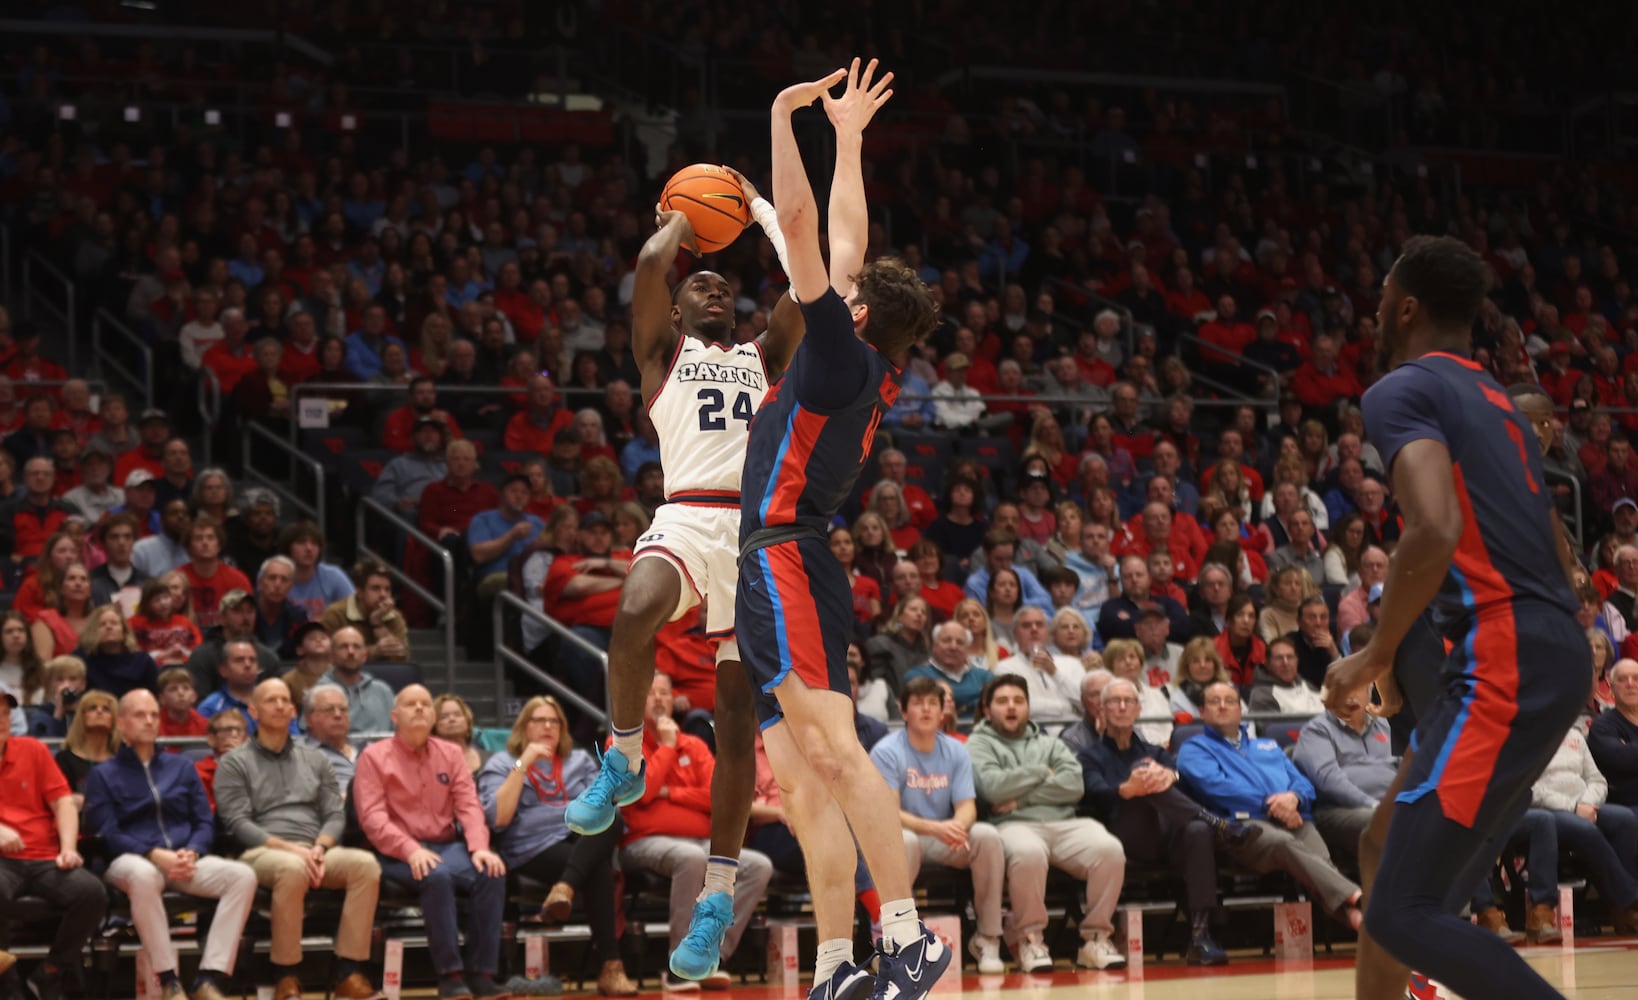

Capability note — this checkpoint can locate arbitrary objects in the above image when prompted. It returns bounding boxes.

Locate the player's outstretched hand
[655,204,700,256]
[823,57,894,135]
[773,68,848,117]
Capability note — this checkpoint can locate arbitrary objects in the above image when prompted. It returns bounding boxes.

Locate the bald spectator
[84,689,256,1000]
[320,561,410,661]
[319,626,397,734]
[354,685,510,1000]
[215,679,383,1000]
[1336,546,1389,635]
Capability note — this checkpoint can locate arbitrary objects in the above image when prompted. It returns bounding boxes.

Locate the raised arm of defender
[823,58,893,298]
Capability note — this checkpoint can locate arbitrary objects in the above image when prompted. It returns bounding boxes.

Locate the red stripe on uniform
[766,542,829,690]
[765,408,828,525]
[1438,463,1522,827]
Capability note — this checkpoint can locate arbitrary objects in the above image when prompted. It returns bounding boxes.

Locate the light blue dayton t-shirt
[869,729,976,822]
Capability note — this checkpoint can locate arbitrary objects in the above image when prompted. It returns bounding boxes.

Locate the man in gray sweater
[1292,682,1398,863]
[214,679,383,1000]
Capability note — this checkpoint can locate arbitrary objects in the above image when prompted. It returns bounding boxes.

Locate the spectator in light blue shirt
[443,258,489,308]
[227,233,265,289]
[883,352,935,431]
[964,529,1054,613]
[466,477,545,582]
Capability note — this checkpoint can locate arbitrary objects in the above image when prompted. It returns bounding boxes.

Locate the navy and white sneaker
[869,924,951,1000]
[808,962,873,1000]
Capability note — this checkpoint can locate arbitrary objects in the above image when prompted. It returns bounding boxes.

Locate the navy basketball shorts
[736,537,853,728]
[1396,601,1590,833]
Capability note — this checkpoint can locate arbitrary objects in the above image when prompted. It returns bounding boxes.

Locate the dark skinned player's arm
[758,293,805,381]
[1359,439,1464,675]
[1552,513,1584,590]
[631,210,695,400]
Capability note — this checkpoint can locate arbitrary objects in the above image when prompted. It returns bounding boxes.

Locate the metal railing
[242,422,327,531]
[492,591,610,728]
[356,496,456,689]
[90,308,155,411]
[1174,331,1281,406]
[197,365,222,466]
[21,250,77,374]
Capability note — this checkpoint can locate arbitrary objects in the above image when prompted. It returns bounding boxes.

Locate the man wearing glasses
[215,679,384,1000]
[304,684,359,796]
[1076,678,1258,967]
[1176,680,1365,932]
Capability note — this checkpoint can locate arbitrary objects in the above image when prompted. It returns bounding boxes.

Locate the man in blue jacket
[84,689,258,1000]
[1176,680,1364,930]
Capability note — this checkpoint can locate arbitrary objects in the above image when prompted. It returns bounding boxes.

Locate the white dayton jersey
[646,335,769,498]
[634,334,769,647]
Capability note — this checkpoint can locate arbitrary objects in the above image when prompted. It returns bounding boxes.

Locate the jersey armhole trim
[644,332,688,411]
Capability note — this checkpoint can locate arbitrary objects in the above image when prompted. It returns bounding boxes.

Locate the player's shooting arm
[631,211,694,376]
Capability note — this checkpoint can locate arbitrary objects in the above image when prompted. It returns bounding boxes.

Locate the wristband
[750,196,794,279]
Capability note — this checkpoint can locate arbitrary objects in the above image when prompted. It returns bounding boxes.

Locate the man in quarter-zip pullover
[215,679,384,1000]
[84,689,257,1000]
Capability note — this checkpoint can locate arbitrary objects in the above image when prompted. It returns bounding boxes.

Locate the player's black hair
[1389,235,1490,330]
[852,257,939,358]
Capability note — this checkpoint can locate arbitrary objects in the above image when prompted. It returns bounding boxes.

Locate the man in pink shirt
[354,685,509,1000]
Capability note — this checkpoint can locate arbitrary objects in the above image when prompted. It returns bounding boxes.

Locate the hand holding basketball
[659,167,749,253]
[655,204,700,256]
[823,57,894,134]
[773,67,848,116]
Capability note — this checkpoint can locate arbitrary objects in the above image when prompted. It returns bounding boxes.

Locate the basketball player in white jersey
[565,169,805,978]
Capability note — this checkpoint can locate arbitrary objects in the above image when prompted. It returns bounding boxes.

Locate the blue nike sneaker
[670,892,734,981]
[564,746,645,835]
[809,961,874,1000]
[869,924,951,1000]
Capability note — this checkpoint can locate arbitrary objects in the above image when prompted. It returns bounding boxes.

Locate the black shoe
[1198,809,1261,849]
[1185,929,1228,966]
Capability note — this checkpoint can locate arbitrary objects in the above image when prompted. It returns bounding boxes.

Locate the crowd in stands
[5,8,1638,996]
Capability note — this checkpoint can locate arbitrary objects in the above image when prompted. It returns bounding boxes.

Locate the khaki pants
[996,818,1126,943]
[1233,819,1361,914]
[901,823,1006,940]
[241,844,381,965]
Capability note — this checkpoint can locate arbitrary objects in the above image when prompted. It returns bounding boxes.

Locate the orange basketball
[660,163,751,254]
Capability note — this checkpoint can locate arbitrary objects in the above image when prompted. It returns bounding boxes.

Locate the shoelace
[580,747,629,808]
[679,900,733,958]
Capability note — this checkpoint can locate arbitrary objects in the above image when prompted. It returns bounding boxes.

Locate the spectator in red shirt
[1108,381,1156,460]
[0,711,108,998]
[3,324,68,391]
[615,671,773,989]
[1115,501,1203,584]
[418,440,497,548]
[1197,293,1256,367]
[382,377,463,453]
[277,311,323,385]
[200,308,258,395]
[1591,436,1638,516]
[179,517,254,631]
[1164,266,1212,321]
[504,374,575,453]
[1074,325,1119,388]
[0,457,73,565]
[1290,333,1364,408]
[156,666,209,739]
[114,410,173,487]
[51,379,101,445]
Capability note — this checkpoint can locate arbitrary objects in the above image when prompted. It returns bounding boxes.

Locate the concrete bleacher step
[403,627,516,726]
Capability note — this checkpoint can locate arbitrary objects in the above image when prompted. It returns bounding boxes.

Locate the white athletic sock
[813,938,853,985]
[880,897,921,952]
[611,725,643,765]
[699,857,738,900]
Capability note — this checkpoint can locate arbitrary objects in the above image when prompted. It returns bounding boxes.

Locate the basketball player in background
[731,59,951,1000]
[1348,377,1586,1000]
[563,152,809,980]
[1328,236,1587,1000]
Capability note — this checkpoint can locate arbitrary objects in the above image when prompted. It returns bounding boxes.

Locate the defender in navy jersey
[1328,235,1586,1000]
[736,59,952,1000]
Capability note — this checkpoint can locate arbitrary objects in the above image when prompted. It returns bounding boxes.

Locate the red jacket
[201,342,259,395]
[0,497,73,561]
[543,550,634,629]
[503,409,575,453]
[1290,362,1364,407]
[618,728,716,844]
[656,608,720,714]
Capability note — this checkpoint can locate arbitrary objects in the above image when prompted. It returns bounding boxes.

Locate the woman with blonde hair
[416,312,454,378]
[1207,457,1255,526]
[433,693,487,774]
[866,480,921,552]
[1170,637,1235,715]
[55,688,120,805]
[77,604,158,697]
[476,696,636,996]
[865,595,933,696]
[610,502,652,552]
[1048,607,1092,659]
[953,598,1005,669]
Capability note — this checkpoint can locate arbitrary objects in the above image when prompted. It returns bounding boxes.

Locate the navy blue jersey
[1362,351,1577,638]
[741,290,900,546]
